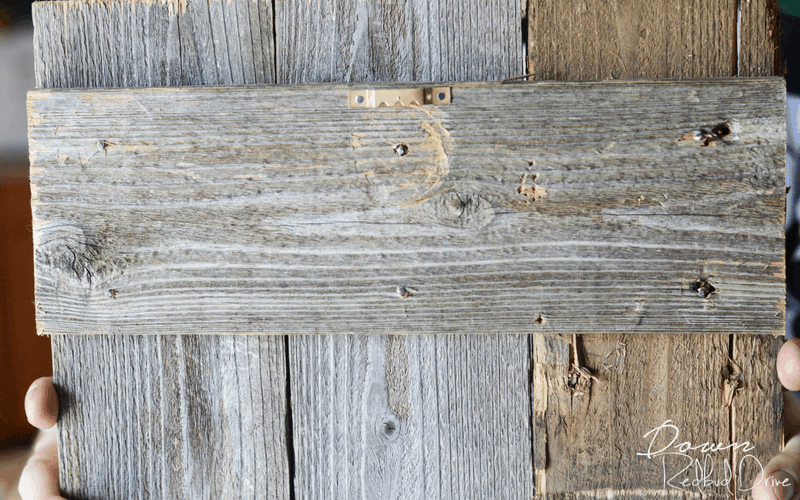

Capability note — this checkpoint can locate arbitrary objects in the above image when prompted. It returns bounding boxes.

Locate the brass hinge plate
[348,87,451,108]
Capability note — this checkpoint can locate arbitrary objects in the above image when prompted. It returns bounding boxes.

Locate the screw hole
[356,95,364,104]
[394,143,409,156]
[437,92,446,101]
[714,124,731,137]
[689,279,717,298]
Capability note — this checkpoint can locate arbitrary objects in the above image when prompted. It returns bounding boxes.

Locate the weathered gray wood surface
[33,0,786,498]
[276,3,534,499]
[29,79,786,336]
[32,0,275,88]
[34,1,291,499]
[274,0,523,84]
[54,334,290,499]
[36,0,536,498]
[290,334,532,499]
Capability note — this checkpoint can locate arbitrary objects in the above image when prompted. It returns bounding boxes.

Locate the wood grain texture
[32,1,290,498]
[527,0,740,80]
[54,334,291,500]
[32,0,276,89]
[524,1,786,498]
[274,0,524,84]
[28,79,786,336]
[31,0,788,499]
[731,334,784,494]
[278,3,535,498]
[289,334,532,499]
[738,0,782,77]
[532,333,749,499]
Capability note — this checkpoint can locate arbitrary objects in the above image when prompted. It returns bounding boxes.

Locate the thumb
[752,433,800,500]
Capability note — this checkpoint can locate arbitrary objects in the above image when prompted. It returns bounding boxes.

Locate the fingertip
[752,435,800,500]
[25,377,58,430]
[751,471,776,500]
[18,457,61,500]
[778,339,800,391]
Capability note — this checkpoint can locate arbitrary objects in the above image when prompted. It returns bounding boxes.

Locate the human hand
[18,377,65,500]
[752,338,800,499]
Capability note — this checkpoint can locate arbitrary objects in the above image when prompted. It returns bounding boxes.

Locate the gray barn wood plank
[526,2,785,497]
[54,335,290,500]
[276,3,535,498]
[289,334,532,499]
[32,0,276,89]
[30,2,788,500]
[274,0,523,84]
[32,1,289,498]
[28,79,786,336]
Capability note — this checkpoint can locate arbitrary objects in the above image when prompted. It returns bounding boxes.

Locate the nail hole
[356,95,364,104]
[689,279,717,298]
[711,121,739,141]
[396,286,418,298]
[394,143,409,156]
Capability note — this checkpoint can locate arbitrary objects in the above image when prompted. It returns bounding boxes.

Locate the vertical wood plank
[289,335,532,499]
[274,0,524,84]
[33,1,288,498]
[53,335,290,499]
[738,0,782,76]
[732,334,784,495]
[275,2,533,498]
[526,1,784,498]
[527,0,739,80]
[533,334,735,498]
[32,0,276,89]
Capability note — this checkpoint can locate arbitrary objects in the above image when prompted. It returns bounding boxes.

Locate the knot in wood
[433,192,494,229]
[34,222,119,287]
[379,418,400,442]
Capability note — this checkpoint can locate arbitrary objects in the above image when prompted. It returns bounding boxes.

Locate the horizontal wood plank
[28,79,786,336]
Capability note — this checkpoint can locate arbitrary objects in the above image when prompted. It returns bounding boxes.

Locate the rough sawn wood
[31,0,787,498]
[28,79,786,336]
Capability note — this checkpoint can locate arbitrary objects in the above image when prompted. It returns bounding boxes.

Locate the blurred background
[0,1,798,498]
[0,1,51,498]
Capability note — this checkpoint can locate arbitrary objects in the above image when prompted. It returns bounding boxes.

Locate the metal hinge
[348,87,451,108]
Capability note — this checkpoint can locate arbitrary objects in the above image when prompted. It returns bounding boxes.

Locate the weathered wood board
[32,1,293,499]
[527,0,781,81]
[29,79,785,336]
[275,0,522,84]
[524,2,785,498]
